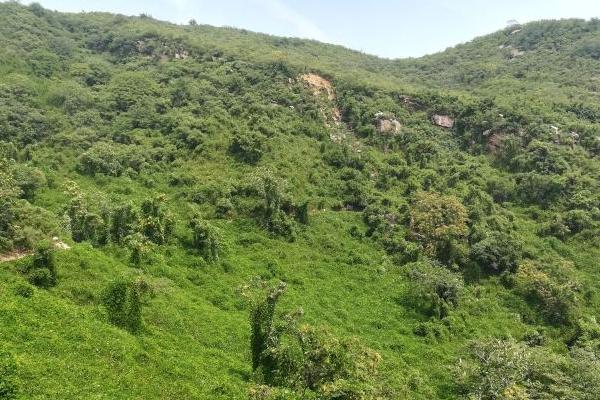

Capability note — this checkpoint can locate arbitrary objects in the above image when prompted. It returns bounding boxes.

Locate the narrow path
[0,238,71,263]
[0,249,31,263]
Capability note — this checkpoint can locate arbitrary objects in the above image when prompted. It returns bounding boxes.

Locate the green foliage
[251,169,297,239]
[0,159,20,250]
[244,281,385,399]
[229,130,267,164]
[470,232,522,274]
[139,195,175,245]
[460,338,530,400]
[409,192,468,265]
[27,240,57,288]
[0,349,17,399]
[0,3,599,398]
[189,217,222,262]
[101,278,144,333]
[515,261,578,325]
[407,261,464,319]
[110,203,138,244]
[78,143,125,177]
[246,281,287,372]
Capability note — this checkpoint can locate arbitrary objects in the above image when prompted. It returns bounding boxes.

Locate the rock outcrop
[431,114,454,128]
[374,112,402,134]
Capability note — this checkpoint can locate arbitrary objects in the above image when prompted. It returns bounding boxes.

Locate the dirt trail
[0,238,71,263]
[0,249,31,263]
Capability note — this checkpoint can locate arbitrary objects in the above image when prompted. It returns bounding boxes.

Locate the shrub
[229,131,267,164]
[11,164,46,201]
[63,183,109,245]
[125,233,152,265]
[139,195,175,245]
[110,203,138,244]
[470,232,522,274]
[460,338,530,400]
[189,217,222,262]
[0,349,17,399]
[101,278,144,333]
[28,240,57,288]
[516,173,564,206]
[243,280,385,399]
[78,142,124,176]
[407,261,464,319]
[251,169,297,239]
[515,261,578,325]
[295,201,309,225]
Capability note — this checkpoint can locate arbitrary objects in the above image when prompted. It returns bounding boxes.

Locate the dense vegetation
[1,2,599,398]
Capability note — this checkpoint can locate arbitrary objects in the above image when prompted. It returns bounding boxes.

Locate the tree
[251,169,296,239]
[247,281,288,372]
[64,187,106,244]
[409,192,468,265]
[125,232,152,266]
[0,159,20,250]
[514,261,577,325]
[243,280,386,399]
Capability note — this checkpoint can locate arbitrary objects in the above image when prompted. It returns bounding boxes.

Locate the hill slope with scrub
[1,2,600,399]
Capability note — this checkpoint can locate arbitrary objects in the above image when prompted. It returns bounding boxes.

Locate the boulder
[374,112,401,134]
[431,114,454,128]
[375,118,402,134]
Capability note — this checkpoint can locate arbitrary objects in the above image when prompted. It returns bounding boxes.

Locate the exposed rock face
[299,73,342,139]
[432,114,454,128]
[510,48,525,58]
[374,113,402,134]
[300,73,336,101]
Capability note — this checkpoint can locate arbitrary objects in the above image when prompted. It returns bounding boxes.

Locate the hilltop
[0,2,599,399]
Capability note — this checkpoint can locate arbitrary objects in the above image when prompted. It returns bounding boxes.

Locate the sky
[29,0,600,59]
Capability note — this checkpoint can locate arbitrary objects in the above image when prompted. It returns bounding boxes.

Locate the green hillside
[1,2,600,399]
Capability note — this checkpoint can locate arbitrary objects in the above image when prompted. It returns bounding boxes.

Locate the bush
[110,203,138,244]
[0,350,17,399]
[460,338,530,400]
[515,261,578,325]
[251,169,297,239]
[101,278,144,333]
[78,142,124,176]
[27,240,57,288]
[229,131,267,164]
[407,261,464,319]
[470,232,522,274]
[139,195,175,245]
[243,280,385,399]
[189,217,222,262]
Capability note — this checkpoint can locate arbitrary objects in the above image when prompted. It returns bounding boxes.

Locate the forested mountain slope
[1,2,599,399]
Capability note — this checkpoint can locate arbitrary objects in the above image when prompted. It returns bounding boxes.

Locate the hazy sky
[30,0,600,59]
